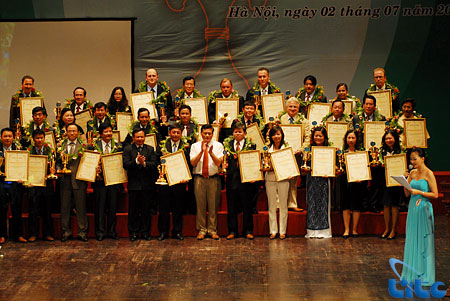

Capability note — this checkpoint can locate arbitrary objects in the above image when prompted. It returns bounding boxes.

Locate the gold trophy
[54,101,62,120]
[261,145,272,171]
[369,141,381,167]
[15,118,21,140]
[336,150,345,175]
[159,104,168,126]
[87,130,93,144]
[174,96,182,121]
[265,117,275,144]
[46,157,58,179]
[219,150,229,176]
[155,159,168,185]
[60,151,72,174]
[301,147,311,172]
[253,90,261,111]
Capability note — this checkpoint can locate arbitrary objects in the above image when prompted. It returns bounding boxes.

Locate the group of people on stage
[0,67,438,284]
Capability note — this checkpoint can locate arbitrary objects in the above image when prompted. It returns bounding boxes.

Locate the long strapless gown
[401,179,435,286]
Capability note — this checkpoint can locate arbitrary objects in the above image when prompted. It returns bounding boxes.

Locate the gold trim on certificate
[326,122,349,150]
[280,124,303,152]
[238,150,264,183]
[261,93,285,123]
[112,130,120,143]
[75,109,93,134]
[5,150,29,182]
[19,97,43,127]
[184,97,208,124]
[384,154,407,187]
[342,100,354,116]
[344,151,371,182]
[311,146,336,177]
[44,131,56,150]
[28,155,48,187]
[367,90,392,119]
[364,121,386,150]
[130,92,157,120]
[162,150,192,186]
[197,124,219,142]
[270,147,300,181]
[116,112,133,142]
[404,118,427,148]
[101,152,128,186]
[76,150,101,182]
[145,133,157,149]
[216,98,239,128]
[307,103,331,124]
[245,123,265,151]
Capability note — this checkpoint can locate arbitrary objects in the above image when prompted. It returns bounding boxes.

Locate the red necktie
[235,142,240,152]
[306,95,310,102]
[76,106,81,113]
[202,144,209,178]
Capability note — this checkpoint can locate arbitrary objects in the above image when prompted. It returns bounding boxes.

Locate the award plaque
[101,152,128,186]
[384,154,407,187]
[145,133,157,149]
[367,90,392,119]
[307,103,331,124]
[364,121,386,150]
[130,92,157,120]
[403,118,427,148]
[161,150,192,186]
[20,97,43,127]
[344,151,371,182]
[216,98,239,128]
[116,112,133,142]
[311,146,336,177]
[75,109,93,134]
[184,97,208,125]
[342,100,354,116]
[238,150,264,183]
[5,150,29,182]
[245,123,265,151]
[44,131,56,150]
[327,122,349,150]
[261,93,285,123]
[28,155,48,187]
[270,147,300,181]
[280,124,303,152]
[76,150,101,182]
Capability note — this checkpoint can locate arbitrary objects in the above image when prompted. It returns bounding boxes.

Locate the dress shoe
[157,233,167,241]
[96,235,104,241]
[45,236,55,241]
[211,234,220,240]
[142,234,151,241]
[352,233,359,238]
[226,234,235,240]
[269,234,277,240]
[0,237,5,244]
[174,233,184,241]
[246,234,254,240]
[129,234,138,242]
[289,207,304,212]
[196,233,205,240]
[379,231,389,239]
[387,233,397,240]
[28,236,37,242]
[279,234,286,240]
[78,235,88,242]
[17,236,27,243]
[343,234,350,239]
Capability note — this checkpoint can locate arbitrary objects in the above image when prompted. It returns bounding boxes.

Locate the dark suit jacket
[225,139,256,190]
[159,139,191,191]
[89,139,123,182]
[123,144,158,191]
[70,102,90,114]
[0,143,23,205]
[134,83,174,119]
[57,140,88,190]
[297,91,328,115]
[88,116,112,133]
[9,91,44,128]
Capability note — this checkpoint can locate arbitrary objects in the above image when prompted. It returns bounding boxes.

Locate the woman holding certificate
[379,129,403,240]
[107,87,131,117]
[265,126,289,239]
[401,148,438,286]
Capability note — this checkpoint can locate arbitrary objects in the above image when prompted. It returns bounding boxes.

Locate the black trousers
[28,185,54,237]
[226,182,254,236]
[128,189,154,235]
[94,182,119,237]
[0,183,23,239]
[157,185,184,235]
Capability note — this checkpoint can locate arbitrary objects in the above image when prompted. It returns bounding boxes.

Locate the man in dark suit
[69,87,91,114]
[296,75,328,116]
[10,75,44,128]
[123,128,158,241]
[123,108,161,147]
[157,123,190,241]
[21,106,54,148]
[87,102,113,134]
[57,123,89,242]
[245,67,281,115]
[90,124,122,241]
[0,128,27,244]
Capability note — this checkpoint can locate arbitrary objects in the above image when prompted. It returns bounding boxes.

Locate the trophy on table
[219,150,229,176]
[369,141,381,167]
[155,159,168,185]
[336,149,345,175]
[301,147,311,173]
[261,145,272,171]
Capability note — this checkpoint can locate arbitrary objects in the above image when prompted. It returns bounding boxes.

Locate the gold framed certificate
[184,97,208,124]
[270,147,300,181]
[326,122,349,150]
[344,151,371,182]
[404,118,427,148]
[216,98,239,128]
[75,109,93,134]
[116,112,133,142]
[101,152,128,186]
[130,92,157,120]
[342,100,354,116]
[384,154,407,187]
[162,150,192,186]
[197,124,219,142]
[364,121,386,150]
[5,150,29,182]
[76,150,101,182]
[44,131,56,150]
[19,97,43,127]
[311,146,336,177]
[367,90,392,119]
[261,93,285,123]
[145,133,157,149]
[28,155,48,187]
[238,150,264,183]
[280,124,303,152]
[245,123,265,151]
[307,103,331,124]
[112,130,120,142]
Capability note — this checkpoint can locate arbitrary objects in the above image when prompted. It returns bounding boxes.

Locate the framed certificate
[216,98,239,128]
[76,150,101,182]
[245,123,265,151]
[75,109,92,134]
[112,130,120,142]
[404,118,427,148]
[116,112,133,142]
[261,93,285,123]
[5,150,29,182]
[364,121,386,150]
[344,151,371,182]
[238,150,264,183]
[197,124,219,142]
[162,150,192,186]
[280,124,303,152]
[311,146,336,177]
[145,133,157,149]
[270,147,300,181]
[367,90,392,119]
[184,97,208,125]
[130,92,157,120]
[385,154,407,187]
[19,97,43,127]
[342,100,354,116]
[101,152,128,186]
[307,103,331,124]
[44,131,56,150]
[28,155,48,187]
[326,122,349,150]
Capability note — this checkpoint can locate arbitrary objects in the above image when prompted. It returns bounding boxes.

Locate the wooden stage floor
[0,217,448,300]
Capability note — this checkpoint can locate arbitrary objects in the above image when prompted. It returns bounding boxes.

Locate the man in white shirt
[190,124,224,240]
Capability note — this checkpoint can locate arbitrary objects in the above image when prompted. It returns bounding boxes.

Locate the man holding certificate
[295,75,327,116]
[22,106,54,147]
[190,124,224,240]
[123,108,160,150]
[352,95,386,131]
[65,87,93,114]
[245,68,281,113]
[366,67,400,114]
[322,100,353,128]
[10,75,43,128]
[87,102,114,141]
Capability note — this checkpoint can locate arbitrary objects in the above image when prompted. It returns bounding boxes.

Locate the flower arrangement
[246,81,281,99]
[27,143,54,160]
[176,88,203,101]
[368,82,400,100]
[127,120,159,136]
[57,137,87,160]
[138,81,171,106]
[236,113,265,132]
[23,120,52,142]
[295,85,325,107]
[388,111,423,134]
[223,136,255,158]
[207,90,239,104]
[321,111,352,125]
[159,136,189,156]
[64,98,94,111]
[277,111,306,124]
[92,138,120,154]
[11,88,42,107]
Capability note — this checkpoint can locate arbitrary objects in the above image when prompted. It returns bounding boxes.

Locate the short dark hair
[32,106,47,116]
[32,128,45,138]
[1,128,15,137]
[336,83,348,92]
[310,126,329,147]
[303,75,317,86]
[201,124,213,133]
[183,76,195,85]
[179,104,192,114]
[98,123,112,135]
[73,87,86,96]
[268,126,285,147]
[363,94,377,106]
[66,123,79,132]
[137,108,150,117]
[231,120,245,133]
[257,67,269,74]
[168,122,182,132]
[401,98,416,110]
[132,128,145,137]
[94,102,107,111]
[331,99,345,110]
[243,101,256,109]
[21,75,34,84]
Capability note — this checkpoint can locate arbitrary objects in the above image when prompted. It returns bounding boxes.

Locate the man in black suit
[10,75,43,128]
[123,128,158,241]
[124,108,161,147]
[0,128,27,244]
[69,87,91,114]
[57,123,89,242]
[21,106,54,148]
[296,75,328,115]
[91,124,122,241]
[245,67,281,115]
[87,102,113,134]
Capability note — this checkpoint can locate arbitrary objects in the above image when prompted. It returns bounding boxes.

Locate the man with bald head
[366,67,400,114]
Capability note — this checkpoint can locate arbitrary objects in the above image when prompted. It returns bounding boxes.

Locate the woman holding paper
[265,126,289,239]
[402,148,438,285]
[379,130,403,239]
